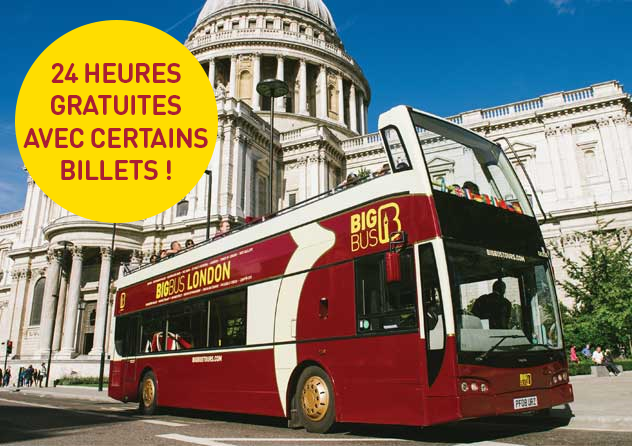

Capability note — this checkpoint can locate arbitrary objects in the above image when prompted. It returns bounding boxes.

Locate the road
[0,392,630,446]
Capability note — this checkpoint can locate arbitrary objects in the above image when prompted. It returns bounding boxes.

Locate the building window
[29,278,46,326]
[248,19,257,29]
[265,19,274,30]
[283,21,291,32]
[176,199,189,217]
[288,193,297,207]
[232,20,240,29]
[217,23,224,32]
[89,309,96,326]
[299,25,306,34]
[584,149,598,177]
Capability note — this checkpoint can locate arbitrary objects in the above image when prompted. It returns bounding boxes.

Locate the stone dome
[196,0,336,30]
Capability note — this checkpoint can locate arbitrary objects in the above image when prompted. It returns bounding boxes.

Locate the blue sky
[1,0,631,213]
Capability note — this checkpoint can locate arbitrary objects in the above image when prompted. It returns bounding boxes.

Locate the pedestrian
[603,349,621,377]
[27,365,34,387]
[3,367,10,387]
[40,362,47,387]
[0,368,3,385]
[17,367,24,387]
[570,345,579,364]
[582,343,592,359]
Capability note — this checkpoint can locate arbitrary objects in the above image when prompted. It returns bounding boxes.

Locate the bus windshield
[409,111,534,217]
[446,241,563,356]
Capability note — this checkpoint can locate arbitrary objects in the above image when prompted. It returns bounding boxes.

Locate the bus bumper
[459,383,573,419]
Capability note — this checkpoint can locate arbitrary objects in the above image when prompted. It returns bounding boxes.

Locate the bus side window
[166,301,208,351]
[209,290,247,348]
[355,248,417,333]
[141,310,166,353]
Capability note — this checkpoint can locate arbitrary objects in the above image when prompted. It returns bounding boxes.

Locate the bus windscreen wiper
[528,342,554,351]
[476,335,526,362]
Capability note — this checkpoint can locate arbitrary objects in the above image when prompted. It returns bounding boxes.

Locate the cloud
[502,0,576,13]
[549,0,576,13]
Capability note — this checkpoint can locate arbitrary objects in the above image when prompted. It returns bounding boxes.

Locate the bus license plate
[513,396,538,410]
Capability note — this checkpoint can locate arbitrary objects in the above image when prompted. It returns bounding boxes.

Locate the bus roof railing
[123,173,380,277]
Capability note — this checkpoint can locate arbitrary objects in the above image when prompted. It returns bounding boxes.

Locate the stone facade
[0,0,631,381]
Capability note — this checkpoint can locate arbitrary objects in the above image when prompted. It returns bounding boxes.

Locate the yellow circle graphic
[15,20,218,223]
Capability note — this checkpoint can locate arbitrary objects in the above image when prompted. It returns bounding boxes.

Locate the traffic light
[6,340,12,355]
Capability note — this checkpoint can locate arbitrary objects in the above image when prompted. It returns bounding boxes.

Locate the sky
[1,0,631,213]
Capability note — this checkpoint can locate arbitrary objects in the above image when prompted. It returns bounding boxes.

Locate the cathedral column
[252,53,261,111]
[359,92,366,135]
[613,116,632,187]
[349,84,358,133]
[208,58,216,88]
[299,59,308,115]
[559,125,582,198]
[7,267,31,357]
[90,247,112,356]
[38,249,62,357]
[52,269,68,352]
[229,55,237,98]
[337,75,345,125]
[317,66,328,119]
[544,127,567,201]
[276,56,286,112]
[58,246,83,358]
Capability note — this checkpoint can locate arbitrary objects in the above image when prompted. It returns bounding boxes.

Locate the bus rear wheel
[139,371,158,415]
[296,366,335,433]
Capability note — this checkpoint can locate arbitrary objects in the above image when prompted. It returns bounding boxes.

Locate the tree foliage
[553,219,632,356]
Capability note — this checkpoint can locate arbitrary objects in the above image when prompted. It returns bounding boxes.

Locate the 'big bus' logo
[350,202,401,252]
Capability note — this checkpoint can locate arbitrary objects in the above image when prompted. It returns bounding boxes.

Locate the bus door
[417,241,459,425]
[122,316,139,400]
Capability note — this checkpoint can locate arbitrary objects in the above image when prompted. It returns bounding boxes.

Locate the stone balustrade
[187,28,358,67]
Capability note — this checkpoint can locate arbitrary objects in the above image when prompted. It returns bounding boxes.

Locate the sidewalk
[0,385,119,403]
[559,370,632,431]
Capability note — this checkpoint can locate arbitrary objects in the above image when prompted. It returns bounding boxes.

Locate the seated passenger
[395,158,410,171]
[462,181,480,195]
[373,163,391,178]
[149,254,159,264]
[162,241,182,258]
[185,239,195,249]
[213,219,231,240]
[471,280,512,329]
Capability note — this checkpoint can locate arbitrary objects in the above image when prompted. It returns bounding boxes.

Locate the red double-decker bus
[109,106,573,433]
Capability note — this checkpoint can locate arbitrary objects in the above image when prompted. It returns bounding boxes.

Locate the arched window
[238,70,253,105]
[176,199,189,217]
[29,277,46,326]
[584,149,598,177]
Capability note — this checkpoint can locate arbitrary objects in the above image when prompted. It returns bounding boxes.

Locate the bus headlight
[470,383,479,392]
[461,382,469,392]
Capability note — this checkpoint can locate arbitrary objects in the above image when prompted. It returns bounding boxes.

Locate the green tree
[553,219,632,357]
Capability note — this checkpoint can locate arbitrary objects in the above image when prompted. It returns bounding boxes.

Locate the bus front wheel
[139,371,158,415]
[296,366,336,433]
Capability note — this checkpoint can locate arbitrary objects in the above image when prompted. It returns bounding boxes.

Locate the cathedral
[0,0,631,380]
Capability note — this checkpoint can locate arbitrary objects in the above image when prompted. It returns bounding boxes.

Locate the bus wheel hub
[301,376,329,421]
[143,379,155,406]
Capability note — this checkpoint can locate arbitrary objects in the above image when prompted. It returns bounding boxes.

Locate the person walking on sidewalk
[582,343,592,359]
[39,363,47,387]
[3,367,11,387]
[570,345,579,364]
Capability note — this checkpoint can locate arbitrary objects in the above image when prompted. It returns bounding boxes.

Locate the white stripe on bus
[274,223,336,416]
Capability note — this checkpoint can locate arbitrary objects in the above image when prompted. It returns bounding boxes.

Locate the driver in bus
[471,279,512,329]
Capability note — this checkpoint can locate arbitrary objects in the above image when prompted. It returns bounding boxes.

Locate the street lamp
[205,170,213,241]
[256,78,289,215]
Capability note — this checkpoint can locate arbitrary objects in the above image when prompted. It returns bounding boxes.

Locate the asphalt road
[0,392,630,446]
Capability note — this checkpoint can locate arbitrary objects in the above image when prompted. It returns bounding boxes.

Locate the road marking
[0,397,59,409]
[454,442,525,446]
[157,434,408,445]
[142,419,189,427]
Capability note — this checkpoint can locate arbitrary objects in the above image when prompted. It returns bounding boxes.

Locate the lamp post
[256,79,289,215]
[76,299,87,354]
[98,223,116,392]
[205,170,213,241]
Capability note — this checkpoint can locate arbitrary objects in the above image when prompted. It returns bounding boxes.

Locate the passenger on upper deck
[161,241,182,259]
[462,181,480,195]
[374,163,391,178]
[185,239,195,249]
[213,219,231,241]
